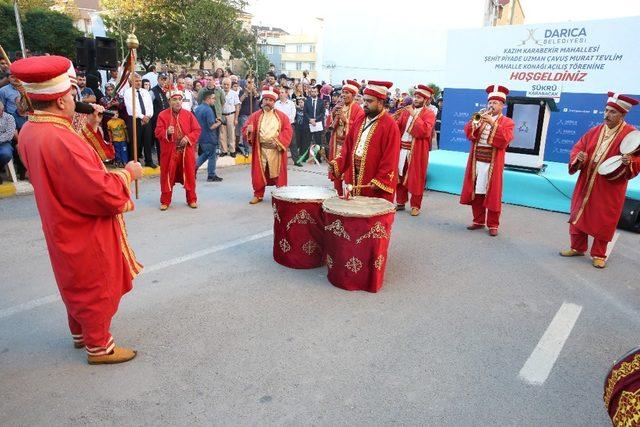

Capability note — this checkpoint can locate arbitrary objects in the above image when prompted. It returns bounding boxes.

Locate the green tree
[0,5,20,54]
[427,83,441,99]
[23,9,81,58]
[180,0,253,69]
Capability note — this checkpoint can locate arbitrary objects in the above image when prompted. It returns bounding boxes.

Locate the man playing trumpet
[460,85,514,236]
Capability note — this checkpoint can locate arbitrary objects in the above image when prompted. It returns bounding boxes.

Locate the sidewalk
[0,154,252,199]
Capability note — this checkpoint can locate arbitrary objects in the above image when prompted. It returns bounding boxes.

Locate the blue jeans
[236,115,251,155]
[113,141,129,163]
[0,141,13,168]
[196,142,219,178]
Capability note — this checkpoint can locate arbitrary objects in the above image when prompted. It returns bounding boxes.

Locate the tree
[180,0,253,69]
[0,5,20,54]
[427,83,441,100]
[23,9,81,58]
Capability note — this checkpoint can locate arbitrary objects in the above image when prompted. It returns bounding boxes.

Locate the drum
[620,130,640,155]
[271,186,337,269]
[598,155,625,179]
[603,346,640,426]
[322,196,396,293]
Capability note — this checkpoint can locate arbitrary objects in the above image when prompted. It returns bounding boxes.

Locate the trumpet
[472,108,488,125]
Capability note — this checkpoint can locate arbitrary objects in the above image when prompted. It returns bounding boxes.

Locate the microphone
[75,102,116,117]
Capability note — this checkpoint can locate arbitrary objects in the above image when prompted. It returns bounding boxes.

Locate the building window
[285,44,296,53]
[296,62,302,71]
[266,45,274,55]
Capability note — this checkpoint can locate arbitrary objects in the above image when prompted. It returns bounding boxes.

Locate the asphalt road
[1,162,639,426]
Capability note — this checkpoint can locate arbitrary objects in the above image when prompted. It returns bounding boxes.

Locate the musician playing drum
[329,80,400,203]
[460,85,515,237]
[560,92,640,269]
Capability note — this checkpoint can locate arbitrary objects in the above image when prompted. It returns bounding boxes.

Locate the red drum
[603,346,640,426]
[322,196,396,293]
[598,155,626,180]
[272,186,337,269]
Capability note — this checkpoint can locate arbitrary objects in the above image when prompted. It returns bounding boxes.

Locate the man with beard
[394,84,436,216]
[560,92,640,268]
[329,80,400,202]
[326,79,364,195]
[242,86,292,204]
[154,87,202,210]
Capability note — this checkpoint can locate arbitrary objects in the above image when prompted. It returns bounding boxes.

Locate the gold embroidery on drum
[613,389,640,425]
[279,239,291,253]
[345,257,363,273]
[302,240,320,255]
[326,254,334,269]
[604,353,640,408]
[273,204,281,223]
[324,219,351,240]
[356,221,389,244]
[286,209,316,230]
[374,254,385,271]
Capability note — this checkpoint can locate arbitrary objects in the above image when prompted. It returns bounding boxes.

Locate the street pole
[13,1,27,58]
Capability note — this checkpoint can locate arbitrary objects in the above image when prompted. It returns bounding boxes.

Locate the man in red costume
[460,84,515,236]
[242,85,292,204]
[154,87,202,210]
[326,79,364,195]
[560,92,640,268]
[329,80,400,202]
[13,55,143,365]
[394,84,436,216]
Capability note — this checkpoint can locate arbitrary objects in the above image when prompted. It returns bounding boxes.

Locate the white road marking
[605,232,620,258]
[0,230,273,320]
[518,302,582,386]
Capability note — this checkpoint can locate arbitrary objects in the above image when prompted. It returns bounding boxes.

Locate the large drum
[322,196,396,293]
[603,346,640,426]
[598,155,626,180]
[272,186,337,269]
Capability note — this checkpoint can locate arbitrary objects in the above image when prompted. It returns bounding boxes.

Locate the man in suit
[124,73,155,168]
[303,85,326,163]
[151,72,170,161]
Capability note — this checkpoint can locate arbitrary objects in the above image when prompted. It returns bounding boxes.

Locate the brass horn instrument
[472,108,487,125]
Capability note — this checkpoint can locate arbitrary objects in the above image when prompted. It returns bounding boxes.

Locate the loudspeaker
[618,198,640,233]
[75,37,95,70]
[95,37,117,70]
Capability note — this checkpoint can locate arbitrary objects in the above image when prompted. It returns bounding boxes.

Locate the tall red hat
[607,91,639,113]
[364,80,393,100]
[414,84,434,100]
[261,85,279,101]
[10,55,72,101]
[342,79,360,96]
[166,85,184,100]
[486,84,509,102]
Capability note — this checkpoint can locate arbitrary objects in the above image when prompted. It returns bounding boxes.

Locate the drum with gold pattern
[271,186,337,269]
[322,196,396,293]
[603,346,640,426]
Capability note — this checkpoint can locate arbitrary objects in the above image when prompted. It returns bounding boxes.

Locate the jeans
[236,115,251,155]
[113,141,129,164]
[196,142,219,178]
[0,141,13,168]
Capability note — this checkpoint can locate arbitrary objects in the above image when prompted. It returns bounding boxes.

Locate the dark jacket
[303,96,325,129]
[151,85,169,120]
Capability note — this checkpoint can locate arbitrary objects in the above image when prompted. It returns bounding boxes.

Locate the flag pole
[126,33,139,199]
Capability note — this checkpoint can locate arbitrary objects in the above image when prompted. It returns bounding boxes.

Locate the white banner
[445,16,640,95]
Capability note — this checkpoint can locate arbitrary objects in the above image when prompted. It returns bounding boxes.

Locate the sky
[245,0,640,88]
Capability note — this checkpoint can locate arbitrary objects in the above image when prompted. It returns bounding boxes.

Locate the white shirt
[474,114,499,195]
[275,99,296,124]
[355,116,377,157]
[142,71,158,89]
[401,107,422,143]
[222,89,240,114]
[182,90,194,111]
[123,87,154,119]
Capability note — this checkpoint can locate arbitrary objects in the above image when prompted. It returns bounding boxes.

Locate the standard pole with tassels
[126,33,140,199]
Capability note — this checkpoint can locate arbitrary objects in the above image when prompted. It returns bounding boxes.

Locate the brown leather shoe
[488,228,499,237]
[592,258,606,269]
[159,204,169,211]
[466,223,485,230]
[87,346,137,365]
[249,197,263,205]
[188,202,198,209]
[395,204,405,211]
[410,207,420,216]
[559,249,585,257]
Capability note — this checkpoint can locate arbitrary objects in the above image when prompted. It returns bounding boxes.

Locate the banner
[441,16,640,163]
